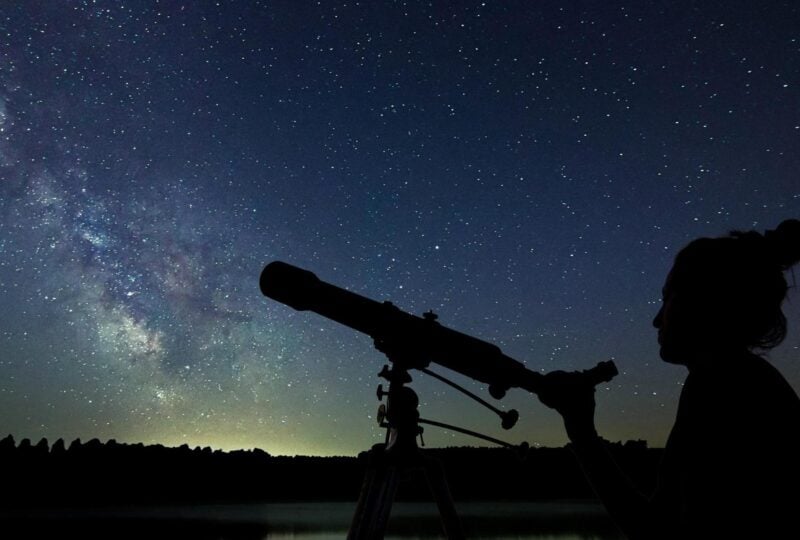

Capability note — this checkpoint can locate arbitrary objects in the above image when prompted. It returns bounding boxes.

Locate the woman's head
[653,219,800,365]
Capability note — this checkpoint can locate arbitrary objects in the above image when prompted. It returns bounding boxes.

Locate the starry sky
[1,1,798,457]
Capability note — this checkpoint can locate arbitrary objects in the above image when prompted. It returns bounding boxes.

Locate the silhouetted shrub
[52,438,66,454]
[0,434,14,452]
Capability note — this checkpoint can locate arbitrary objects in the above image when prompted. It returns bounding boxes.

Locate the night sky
[1,1,798,457]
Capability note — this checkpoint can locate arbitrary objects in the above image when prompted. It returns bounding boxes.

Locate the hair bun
[765,219,800,270]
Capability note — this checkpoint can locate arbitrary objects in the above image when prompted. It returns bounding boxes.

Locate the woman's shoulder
[732,354,800,438]
[685,352,800,421]
[744,353,798,394]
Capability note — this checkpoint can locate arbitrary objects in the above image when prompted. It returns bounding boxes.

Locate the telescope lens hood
[260,261,321,311]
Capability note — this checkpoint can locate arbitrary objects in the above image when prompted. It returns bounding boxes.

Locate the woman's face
[653,263,743,366]
[652,268,708,365]
[653,271,686,364]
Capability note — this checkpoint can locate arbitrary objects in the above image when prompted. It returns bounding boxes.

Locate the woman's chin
[659,345,688,365]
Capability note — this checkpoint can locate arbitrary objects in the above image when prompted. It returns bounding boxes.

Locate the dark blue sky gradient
[1,1,798,455]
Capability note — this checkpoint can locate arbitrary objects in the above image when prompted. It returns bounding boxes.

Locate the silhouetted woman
[539,219,800,539]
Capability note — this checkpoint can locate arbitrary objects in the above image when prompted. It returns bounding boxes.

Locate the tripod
[348,362,465,540]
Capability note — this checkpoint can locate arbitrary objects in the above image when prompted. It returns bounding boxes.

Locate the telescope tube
[260,261,616,397]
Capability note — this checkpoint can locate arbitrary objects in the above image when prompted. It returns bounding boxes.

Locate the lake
[259,501,623,539]
[4,501,623,539]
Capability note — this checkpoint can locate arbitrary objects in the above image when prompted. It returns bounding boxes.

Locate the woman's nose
[653,306,663,328]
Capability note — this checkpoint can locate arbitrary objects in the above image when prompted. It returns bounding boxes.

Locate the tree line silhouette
[0,434,660,507]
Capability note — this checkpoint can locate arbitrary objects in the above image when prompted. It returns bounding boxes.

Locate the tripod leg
[423,455,465,540]
[348,445,401,540]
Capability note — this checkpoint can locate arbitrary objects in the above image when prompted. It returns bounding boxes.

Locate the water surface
[5,501,623,539]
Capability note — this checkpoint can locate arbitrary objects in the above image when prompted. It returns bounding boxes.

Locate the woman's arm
[536,370,665,540]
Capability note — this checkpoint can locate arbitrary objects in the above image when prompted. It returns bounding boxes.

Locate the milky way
[1,1,798,455]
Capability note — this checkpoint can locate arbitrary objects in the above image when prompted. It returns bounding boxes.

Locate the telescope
[260,261,617,400]
[261,261,618,539]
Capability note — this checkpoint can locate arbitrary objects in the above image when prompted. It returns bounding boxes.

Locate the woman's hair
[672,219,800,350]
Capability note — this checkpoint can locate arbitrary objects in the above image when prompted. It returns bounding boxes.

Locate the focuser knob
[500,409,519,430]
[377,403,387,425]
[489,384,507,400]
[377,384,388,401]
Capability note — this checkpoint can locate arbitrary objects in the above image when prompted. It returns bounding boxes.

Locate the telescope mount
[348,336,526,540]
